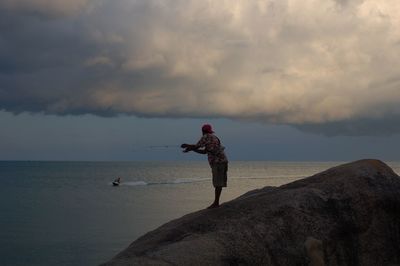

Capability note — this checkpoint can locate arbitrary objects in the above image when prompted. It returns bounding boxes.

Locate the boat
[113,177,121,186]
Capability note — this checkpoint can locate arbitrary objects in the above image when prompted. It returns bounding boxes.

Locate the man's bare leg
[207,187,222,209]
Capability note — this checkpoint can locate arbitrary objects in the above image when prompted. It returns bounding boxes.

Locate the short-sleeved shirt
[196,133,228,165]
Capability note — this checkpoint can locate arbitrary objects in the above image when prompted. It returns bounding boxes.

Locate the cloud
[296,116,400,137]
[1,0,400,135]
[0,0,91,16]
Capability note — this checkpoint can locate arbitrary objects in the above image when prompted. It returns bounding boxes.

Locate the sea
[1,160,400,266]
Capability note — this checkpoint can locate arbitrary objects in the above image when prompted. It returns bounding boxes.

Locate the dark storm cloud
[296,116,400,137]
[0,0,91,16]
[1,0,400,135]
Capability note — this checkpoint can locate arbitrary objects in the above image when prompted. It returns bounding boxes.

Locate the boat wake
[114,177,211,186]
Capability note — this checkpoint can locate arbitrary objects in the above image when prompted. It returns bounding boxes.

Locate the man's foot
[206,203,219,209]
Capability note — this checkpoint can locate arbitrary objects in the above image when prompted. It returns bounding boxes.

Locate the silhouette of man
[181,124,228,209]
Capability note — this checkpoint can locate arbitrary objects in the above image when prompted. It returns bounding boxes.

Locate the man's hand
[181,143,196,153]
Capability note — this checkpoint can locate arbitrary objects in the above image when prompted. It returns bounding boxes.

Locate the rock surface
[101,159,400,266]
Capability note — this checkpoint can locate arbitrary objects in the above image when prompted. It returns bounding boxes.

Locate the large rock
[101,159,400,266]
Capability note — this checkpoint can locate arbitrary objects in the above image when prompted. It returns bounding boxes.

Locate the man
[181,124,228,209]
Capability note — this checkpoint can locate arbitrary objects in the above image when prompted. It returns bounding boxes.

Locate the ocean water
[1,160,399,266]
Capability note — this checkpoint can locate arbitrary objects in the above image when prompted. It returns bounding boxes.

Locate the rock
[305,237,325,266]
[101,159,400,266]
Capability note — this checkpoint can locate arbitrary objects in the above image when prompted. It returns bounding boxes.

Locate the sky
[1,0,400,161]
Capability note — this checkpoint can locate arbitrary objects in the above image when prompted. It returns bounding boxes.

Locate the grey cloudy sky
[1,0,400,160]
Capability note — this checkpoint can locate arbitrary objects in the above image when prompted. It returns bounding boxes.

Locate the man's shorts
[211,162,228,188]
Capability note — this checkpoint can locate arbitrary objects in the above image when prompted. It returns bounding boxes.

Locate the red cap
[202,124,214,134]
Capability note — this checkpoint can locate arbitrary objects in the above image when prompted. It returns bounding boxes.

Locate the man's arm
[181,143,206,154]
[192,148,206,154]
[182,134,207,154]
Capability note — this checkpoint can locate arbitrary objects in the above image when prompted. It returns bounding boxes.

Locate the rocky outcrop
[101,159,400,266]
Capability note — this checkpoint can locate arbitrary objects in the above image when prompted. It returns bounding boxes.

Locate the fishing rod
[148,145,181,149]
[131,145,181,152]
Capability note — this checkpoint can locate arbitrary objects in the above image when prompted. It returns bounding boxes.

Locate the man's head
[202,124,214,134]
